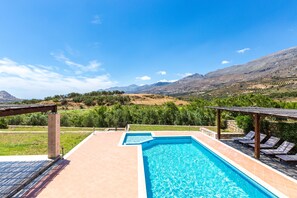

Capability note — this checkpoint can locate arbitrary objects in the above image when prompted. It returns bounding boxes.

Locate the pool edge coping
[118,132,148,198]
[189,134,287,198]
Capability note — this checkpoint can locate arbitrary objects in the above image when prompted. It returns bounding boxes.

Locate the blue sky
[0,0,297,98]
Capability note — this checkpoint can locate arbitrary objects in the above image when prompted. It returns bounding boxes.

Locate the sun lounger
[248,136,280,149]
[239,133,267,145]
[232,131,255,142]
[261,141,295,156]
[276,154,297,165]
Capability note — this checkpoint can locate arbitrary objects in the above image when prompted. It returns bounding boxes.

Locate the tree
[162,102,179,125]
[104,104,127,129]
[0,118,8,129]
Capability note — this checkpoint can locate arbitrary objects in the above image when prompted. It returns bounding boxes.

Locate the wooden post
[217,109,221,140]
[48,113,60,159]
[254,114,260,159]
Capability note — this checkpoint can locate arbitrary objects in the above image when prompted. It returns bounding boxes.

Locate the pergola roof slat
[208,106,297,120]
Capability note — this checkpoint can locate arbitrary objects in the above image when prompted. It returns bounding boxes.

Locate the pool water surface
[142,137,276,198]
[122,132,154,145]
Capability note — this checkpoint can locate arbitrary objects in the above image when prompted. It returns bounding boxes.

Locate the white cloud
[237,48,250,54]
[91,15,101,24]
[0,58,115,99]
[157,71,166,75]
[158,79,177,83]
[51,52,101,72]
[221,60,230,64]
[136,75,151,81]
[177,73,193,77]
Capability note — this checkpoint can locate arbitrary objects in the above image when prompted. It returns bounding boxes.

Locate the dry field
[126,94,188,105]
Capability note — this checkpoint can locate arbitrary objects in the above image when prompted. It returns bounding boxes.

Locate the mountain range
[0,91,21,103]
[2,46,297,101]
[105,46,297,97]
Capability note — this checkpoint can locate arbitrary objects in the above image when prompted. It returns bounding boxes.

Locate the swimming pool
[122,133,277,197]
[121,132,277,198]
[142,136,276,197]
[122,132,154,145]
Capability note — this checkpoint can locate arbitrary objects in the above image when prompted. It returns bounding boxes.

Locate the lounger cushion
[239,134,266,145]
[261,141,295,155]
[232,131,255,142]
[249,144,275,149]
[249,136,280,148]
[276,154,297,162]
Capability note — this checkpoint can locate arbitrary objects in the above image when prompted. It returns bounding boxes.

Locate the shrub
[84,98,95,106]
[235,115,253,133]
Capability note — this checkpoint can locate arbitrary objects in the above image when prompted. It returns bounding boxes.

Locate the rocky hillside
[0,91,21,103]
[145,46,297,97]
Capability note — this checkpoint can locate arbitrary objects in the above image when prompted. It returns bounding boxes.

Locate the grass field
[0,126,105,133]
[0,132,91,155]
[129,124,200,131]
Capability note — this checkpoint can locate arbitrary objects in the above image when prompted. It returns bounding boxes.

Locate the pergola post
[48,113,60,159]
[216,109,221,140]
[254,114,261,159]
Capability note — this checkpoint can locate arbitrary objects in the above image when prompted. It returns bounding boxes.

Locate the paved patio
[18,131,297,197]
[36,132,139,198]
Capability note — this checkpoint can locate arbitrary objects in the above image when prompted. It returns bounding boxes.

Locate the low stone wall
[200,127,244,139]
[200,127,218,139]
[226,120,244,133]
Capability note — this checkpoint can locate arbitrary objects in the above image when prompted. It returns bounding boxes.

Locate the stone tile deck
[33,131,297,197]
[222,140,297,180]
[0,155,51,198]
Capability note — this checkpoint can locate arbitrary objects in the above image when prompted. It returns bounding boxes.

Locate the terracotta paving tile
[37,132,138,198]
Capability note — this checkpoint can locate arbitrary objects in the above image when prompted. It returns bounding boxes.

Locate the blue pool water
[122,133,154,145]
[142,137,276,198]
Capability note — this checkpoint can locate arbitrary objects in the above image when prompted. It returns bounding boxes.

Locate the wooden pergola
[0,104,60,159]
[208,106,297,159]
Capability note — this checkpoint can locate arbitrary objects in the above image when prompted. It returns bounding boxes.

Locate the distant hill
[105,84,140,93]
[105,82,172,93]
[0,91,21,103]
[120,46,297,98]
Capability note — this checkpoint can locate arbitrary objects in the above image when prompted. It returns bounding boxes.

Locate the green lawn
[129,124,200,131]
[0,126,105,133]
[0,132,90,155]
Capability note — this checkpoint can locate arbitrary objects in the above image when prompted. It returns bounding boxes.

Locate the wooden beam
[0,105,57,117]
[217,109,221,140]
[254,114,261,159]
